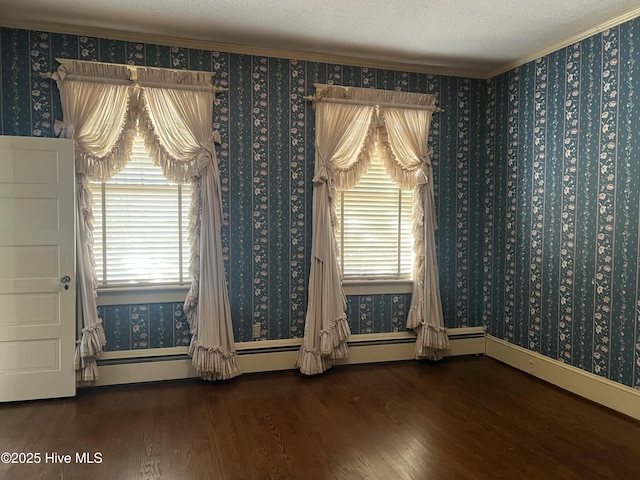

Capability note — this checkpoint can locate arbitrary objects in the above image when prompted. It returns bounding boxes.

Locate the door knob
[60,276,71,290]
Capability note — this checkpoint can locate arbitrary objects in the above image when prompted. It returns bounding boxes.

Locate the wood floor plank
[1,357,639,479]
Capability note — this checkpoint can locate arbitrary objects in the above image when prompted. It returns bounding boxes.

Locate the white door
[0,136,76,402]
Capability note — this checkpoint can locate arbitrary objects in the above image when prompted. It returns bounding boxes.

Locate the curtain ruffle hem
[412,323,449,361]
[297,315,351,375]
[74,321,107,382]
[189,342,242,381]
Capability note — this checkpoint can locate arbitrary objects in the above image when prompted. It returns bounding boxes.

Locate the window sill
[342,279,413,296]
[96,284,191,306]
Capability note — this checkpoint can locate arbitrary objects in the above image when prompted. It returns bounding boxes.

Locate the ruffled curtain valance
[298,85,449,373]
[53,59,240,382]
[53,60,223,183]
[53,61,137,181]
[311,85,440,192]
[136,67,219,183]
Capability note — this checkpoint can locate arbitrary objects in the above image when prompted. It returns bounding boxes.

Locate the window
[335,145,414,279]
[91,134,191,286]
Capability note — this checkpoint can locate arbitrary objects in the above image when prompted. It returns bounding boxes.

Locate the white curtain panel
[382,108,450,359]
[296,101,376,375]
[53,61,135,382]
[54,60,240,382]
[300,85,449,370]
[137,68,241,380]
[74,173,106,382]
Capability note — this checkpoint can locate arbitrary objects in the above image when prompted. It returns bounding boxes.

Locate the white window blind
[91,134,191,286]
[335,150,414,279]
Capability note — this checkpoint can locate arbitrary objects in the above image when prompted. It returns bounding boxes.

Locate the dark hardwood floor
[1,356,639,479]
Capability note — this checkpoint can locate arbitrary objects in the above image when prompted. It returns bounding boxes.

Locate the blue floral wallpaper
[0,28,487,346]
[8,18,639,390]
[487,20,640,388]
[98,303,192,351]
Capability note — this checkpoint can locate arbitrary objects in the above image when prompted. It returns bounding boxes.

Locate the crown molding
[0,18,486,79]
[486,5,640,79]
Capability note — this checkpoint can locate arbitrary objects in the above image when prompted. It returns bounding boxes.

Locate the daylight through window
[335,145,414,279]
[91,134,191,286]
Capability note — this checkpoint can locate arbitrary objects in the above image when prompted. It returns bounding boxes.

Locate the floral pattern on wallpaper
[454,79,471,328]
[0,27,487,347]
[489,21,640,388]
[98,303,191,351]
[482,79,496,330]
[346,294,411,334]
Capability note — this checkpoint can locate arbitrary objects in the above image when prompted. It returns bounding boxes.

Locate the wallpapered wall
[486,19,640,389]
[0,28,488,348]
[2,19,640,390]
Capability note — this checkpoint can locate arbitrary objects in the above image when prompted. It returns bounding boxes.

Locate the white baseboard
[486,335,640,422]
[93,327,485,387]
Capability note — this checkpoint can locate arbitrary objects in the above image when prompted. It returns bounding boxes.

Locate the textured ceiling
[1,0,639,77]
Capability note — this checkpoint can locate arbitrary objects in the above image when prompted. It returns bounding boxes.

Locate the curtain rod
[304,83,443,112]
[53,58,228,93]
[303,95,443,113]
